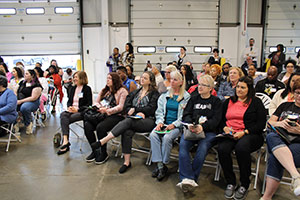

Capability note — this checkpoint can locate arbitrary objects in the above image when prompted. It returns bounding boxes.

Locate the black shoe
[91,141,102,150]
[152,167,159,178]
[51,109,56,114]
[57,142,71,155]
[234,186,248,200]
[224,184,236,199]
[85,151,95,163]
[119,162,131,174]
[157,165,168,181]
[94,150,109,165]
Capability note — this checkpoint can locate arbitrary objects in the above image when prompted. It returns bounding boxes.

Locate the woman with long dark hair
[269,72,300,115]
[88,71,159,173]
[268,44,286,73]
[46,65,63,113]
[84,72,128,164]
[8,67,24,95]
[121,43,135,66]
[217,76,266,199]
[181,64,198,90]
[15,70,43,135]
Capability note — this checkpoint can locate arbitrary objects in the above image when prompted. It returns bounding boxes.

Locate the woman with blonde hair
[217,67,244,101]
[150,70,190,181]
[158,65,177,93]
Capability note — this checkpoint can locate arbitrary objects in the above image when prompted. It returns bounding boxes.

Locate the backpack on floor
[53,132,62,148]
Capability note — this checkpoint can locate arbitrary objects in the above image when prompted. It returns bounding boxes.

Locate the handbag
[83,108,106,123]
[183,126,205,141]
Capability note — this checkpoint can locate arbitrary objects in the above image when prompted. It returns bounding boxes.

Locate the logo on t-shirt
[194,103,212,110]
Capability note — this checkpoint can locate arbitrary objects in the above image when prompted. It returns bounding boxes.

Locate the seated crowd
[1,43,300,200]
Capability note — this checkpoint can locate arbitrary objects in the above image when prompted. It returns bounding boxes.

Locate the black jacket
[67,84,93,112]
[183,94,222,133]
[220,97,267,135]
[123,88,160,118]
[255,78,285,99]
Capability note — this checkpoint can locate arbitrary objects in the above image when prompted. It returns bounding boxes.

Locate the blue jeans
[19,98,40,126]
[149,127,181,164]
[179,132,217,182]
[266,132,300,181]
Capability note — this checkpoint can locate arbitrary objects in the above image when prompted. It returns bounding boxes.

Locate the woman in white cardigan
[269,72,300,116]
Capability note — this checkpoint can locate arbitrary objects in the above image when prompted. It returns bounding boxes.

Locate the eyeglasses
[294,91,300,96]
[198,83,210,88]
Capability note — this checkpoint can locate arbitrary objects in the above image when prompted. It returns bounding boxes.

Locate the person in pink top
[0,62,12,82]
[217,76,267,200]
[57,71,92,155]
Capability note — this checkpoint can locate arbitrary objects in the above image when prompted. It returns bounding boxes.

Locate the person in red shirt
[47,65,63,113]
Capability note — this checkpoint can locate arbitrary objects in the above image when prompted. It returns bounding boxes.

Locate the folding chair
[0,123,22,152]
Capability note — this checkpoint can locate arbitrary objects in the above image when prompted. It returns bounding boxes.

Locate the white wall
[219,27,239,66]
[109,27,129,54]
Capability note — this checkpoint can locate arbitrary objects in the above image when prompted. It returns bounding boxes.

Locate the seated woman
[116,66,137,93]
[209,64,222,91]
[180,64,198,91]
[84,72,128,164]
[157,65,177,93]
[277,60,296,85]
[262,79,300,199]
[177,75,222,193]
[34,67,49,119]
[57,71,92,155]
[247,64,264,87]
[217,76,266,199]
[217,66,244,101]
[269,72,300,116]
[0,75,17,136]
[149,70,190,181]
[88,71,159,173]
[0,62,12,82]
[8,67,24,95]
[15,70,43,135]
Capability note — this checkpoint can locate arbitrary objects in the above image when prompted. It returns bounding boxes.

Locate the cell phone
[161,125,167,130]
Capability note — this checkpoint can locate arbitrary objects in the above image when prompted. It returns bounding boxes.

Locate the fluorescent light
[165,46,181,53]
[295,47,300,53]
[26,7,45,15]
[55,7,74,14]
[137,46,156,53]
[194,46,212,53]
[0,8,16,15]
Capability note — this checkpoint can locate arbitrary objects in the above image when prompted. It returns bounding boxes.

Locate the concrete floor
[0,113,298,200]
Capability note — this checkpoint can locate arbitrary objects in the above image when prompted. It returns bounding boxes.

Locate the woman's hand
[188,125,203,134]
[286,122,300,135]
[165,124,175,131]
[17,100,22,105]
[128,108,135,116]
[67,106,78,113]
[136,112,145,119]
[223,126,233,134]
[99,107,107,114]
[155,123,164,131]
[233,131,245,140]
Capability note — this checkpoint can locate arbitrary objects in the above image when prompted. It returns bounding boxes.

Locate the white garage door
[265,0,300,60]
[0,1,80,55]
[131,0,219,73]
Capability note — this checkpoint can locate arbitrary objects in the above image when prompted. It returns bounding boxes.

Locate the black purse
[83,107,106,123]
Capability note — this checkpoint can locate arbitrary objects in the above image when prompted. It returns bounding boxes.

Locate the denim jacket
[155,90,190,128]
[217,81,235,101]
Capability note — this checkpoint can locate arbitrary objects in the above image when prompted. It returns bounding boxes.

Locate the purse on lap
[183,126,205,141]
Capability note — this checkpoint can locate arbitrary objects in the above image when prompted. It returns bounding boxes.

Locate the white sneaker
[14,132,21,140]
[177,178,198,193]
[26,122,33,135]
[291,176,300,196]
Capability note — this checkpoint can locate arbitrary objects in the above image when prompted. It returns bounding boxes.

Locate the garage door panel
[134,54,211,64]
[0,2,80,55]
[267,20,300,29]
[266,38,300,46]
[268,12,300,20]
[132,11,217,19]
[266,29,300,37]
[132,19,218,29]
[132,29,218,37]
[132,1,218,11]
[268,1,300,12]
[133,37,217,46]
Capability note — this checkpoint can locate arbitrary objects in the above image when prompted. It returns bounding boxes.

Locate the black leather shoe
[91,141,102,150]
[152,167,159,178]
[157,165,168,181]
[119,162,131,174]
[85,151,95,163]
[57,142,71,155]
[94,150,109,165]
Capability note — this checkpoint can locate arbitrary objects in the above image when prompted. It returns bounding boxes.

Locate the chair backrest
[255,92,272,109]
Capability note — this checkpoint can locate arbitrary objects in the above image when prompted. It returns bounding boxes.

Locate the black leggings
[84,115,124,152]
[111,117,155,154]
[217,134,264,189]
